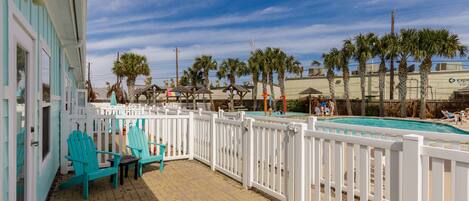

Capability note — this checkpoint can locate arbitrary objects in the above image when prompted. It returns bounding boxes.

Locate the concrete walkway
[48,160,270,201]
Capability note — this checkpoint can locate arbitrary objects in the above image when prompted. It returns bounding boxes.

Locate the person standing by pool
[320,99,327,115]
[328,100,335,116]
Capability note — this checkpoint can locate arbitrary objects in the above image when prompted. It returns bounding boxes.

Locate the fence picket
[324,140,331,201]
[374,149,383,201]
[431,158,445,201]
[346,143,354,201]
[359,145,369,201]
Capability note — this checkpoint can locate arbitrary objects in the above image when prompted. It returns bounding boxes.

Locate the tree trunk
[279,73,286,111]
[230,79,235,111]
[262,72,268,112]
[269,72,276,109]
[359,60,367,116]
[343,67,352,115]
[419,57,432,119]
[205,71,214,111]
[378,58,386,117]
[327,72,335,100]
[127,78,136,103]
[398,58,408,117]
[252,78,258,111]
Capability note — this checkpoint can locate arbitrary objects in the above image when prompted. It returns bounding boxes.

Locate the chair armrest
[148,142,166,148]
[126,145,143,158]
[65,156,88,164]
[126,145,143,152]
[148,143,166,156]
[96,151,121,168]
[96,150,121,158]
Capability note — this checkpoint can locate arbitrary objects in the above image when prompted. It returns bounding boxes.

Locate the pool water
[245,111,307,117]
[322,117,468,134]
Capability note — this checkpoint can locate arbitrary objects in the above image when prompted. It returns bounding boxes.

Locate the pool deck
[48,160,270,201]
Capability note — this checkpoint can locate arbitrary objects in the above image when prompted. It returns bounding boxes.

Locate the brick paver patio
[48,160,271,201]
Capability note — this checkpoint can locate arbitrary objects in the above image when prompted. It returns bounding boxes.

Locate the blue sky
[87,0,469,86]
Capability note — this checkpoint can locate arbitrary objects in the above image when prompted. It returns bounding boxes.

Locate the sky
[87,0,469,87]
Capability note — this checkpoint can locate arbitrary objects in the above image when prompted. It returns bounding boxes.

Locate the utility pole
[389,9,396,100]
[175,47,179,86]
[88,62,91,83]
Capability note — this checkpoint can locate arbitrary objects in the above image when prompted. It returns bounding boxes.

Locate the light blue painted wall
[1,0,80,200]
[2,1,10,200]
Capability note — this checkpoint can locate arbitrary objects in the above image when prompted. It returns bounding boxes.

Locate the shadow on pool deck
[48,160,271,201]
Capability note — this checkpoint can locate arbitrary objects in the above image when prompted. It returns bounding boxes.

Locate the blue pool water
[245,111,307,117]
[322,117,469,134]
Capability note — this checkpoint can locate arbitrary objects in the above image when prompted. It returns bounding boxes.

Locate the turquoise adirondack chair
[127,124,166,176]
[59,130,121,199]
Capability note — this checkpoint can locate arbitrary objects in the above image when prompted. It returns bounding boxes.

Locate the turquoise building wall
[1,0,80,200]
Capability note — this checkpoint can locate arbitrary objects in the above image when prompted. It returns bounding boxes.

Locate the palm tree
[322,49,339,102]
[265,47,279,108]
[354,33,377,116]
[372,34,396,117]
[193,55,217,110]
[339,39,355,115]
[395,29,419,117]
[255,49,270,112]
[112,52,150,103]
[144,76,152,86]
[281,55,302,109]
[415,29,466,118]
[248,51,262,111]
[217,58,249,111]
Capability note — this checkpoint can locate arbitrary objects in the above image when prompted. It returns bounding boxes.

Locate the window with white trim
[41,48,51,161]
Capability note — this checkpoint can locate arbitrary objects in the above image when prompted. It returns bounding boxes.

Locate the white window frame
[76,89,87,115]
[39,39,52,171]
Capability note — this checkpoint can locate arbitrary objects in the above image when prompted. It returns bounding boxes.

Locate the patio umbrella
[299,87,322,115]
[110,91,117,106]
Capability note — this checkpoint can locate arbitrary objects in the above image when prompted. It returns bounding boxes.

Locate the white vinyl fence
[61,106,469,201]
[60,109,193,174]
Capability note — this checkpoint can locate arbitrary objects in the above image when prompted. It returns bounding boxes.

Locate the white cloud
[88,6,293,35]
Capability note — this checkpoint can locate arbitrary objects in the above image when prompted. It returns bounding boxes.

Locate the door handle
[31,141,39,147]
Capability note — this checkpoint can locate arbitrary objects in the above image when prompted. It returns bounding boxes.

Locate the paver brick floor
[48,160,271,201]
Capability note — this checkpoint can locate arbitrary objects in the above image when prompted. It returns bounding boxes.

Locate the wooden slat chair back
[59,130,121,199]
[127,121,166,176]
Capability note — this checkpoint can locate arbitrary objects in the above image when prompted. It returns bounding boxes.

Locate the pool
[322,117,469,134]
[245,111,307,117]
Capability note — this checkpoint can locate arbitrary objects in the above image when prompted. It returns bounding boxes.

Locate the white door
[10,15,37,201]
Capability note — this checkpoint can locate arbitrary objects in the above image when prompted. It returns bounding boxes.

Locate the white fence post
[293,123,307,201]
[243,117,254,189]
[218,109,224,118]
[188,112,194,160]
[402,134,423,201]
[307,116,316,186]
[210,114,217,170]
[286,123,295,201]
[198,108,203,116]
[239,111,245,121]
[308,116,317,131]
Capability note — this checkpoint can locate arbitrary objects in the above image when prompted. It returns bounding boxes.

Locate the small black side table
[108,155,140,185]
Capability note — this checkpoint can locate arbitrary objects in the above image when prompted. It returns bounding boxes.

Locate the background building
[285,67,469,100]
